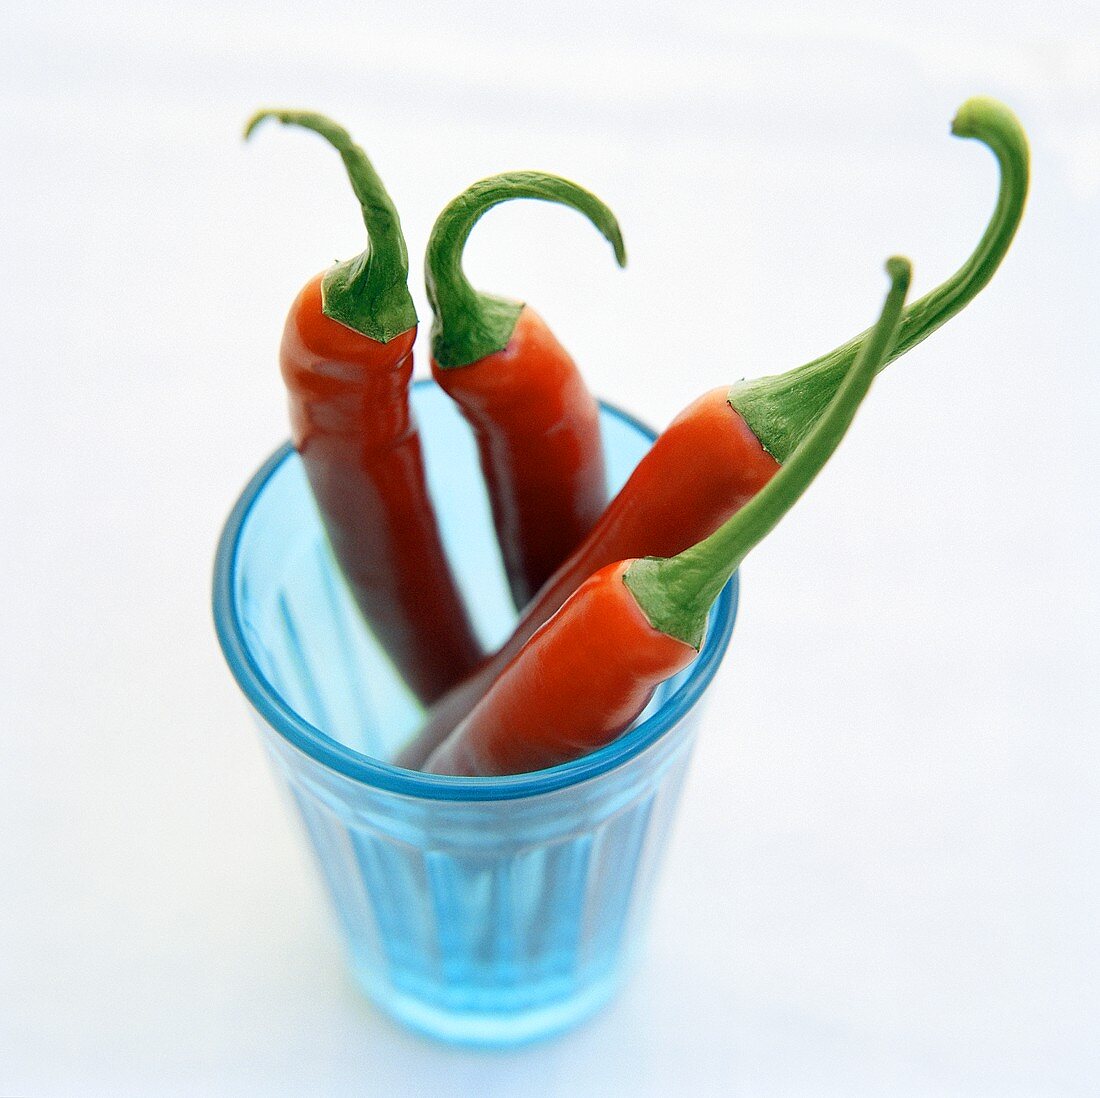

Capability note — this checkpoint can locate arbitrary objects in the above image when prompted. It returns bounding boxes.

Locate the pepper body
[394,387,779,767]
[431,306,606,608]
[426,171,626,609]
[283,275,482,704]
[423,562,696,776]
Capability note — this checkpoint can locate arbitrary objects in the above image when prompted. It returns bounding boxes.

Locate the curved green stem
[625,258,912,650]
[730,96,1029,463]
[245,109,417,343]
[425,171,627,368]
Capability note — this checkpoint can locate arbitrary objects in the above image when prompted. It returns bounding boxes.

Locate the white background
[3,2,1099,1094]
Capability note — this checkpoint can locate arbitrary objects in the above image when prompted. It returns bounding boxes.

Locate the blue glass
[213,382,738,1047]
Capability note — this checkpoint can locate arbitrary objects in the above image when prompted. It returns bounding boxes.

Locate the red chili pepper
[246,110,482,704]
[424,259,912,776]
[395,97,1027,768]
[426,172,626,608]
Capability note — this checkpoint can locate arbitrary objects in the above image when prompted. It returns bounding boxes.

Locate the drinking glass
[213,382,738,1047]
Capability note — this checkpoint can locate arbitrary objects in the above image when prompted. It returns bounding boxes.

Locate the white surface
[3,2,1099,1094]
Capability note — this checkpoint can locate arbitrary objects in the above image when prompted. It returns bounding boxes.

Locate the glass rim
[212,388,739,802]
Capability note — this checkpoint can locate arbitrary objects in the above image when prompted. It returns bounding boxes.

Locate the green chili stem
[730,97,1029,463]
[426,171,627,368]
[245,109,417,343]
[625,258,912,650]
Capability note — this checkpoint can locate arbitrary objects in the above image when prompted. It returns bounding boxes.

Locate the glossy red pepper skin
[431,305,606,608]
[393,387,779,766]
[283,274,482,704]
[423,562,696,776]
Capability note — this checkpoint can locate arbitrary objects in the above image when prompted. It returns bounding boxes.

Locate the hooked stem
[426,171,627,368]
[730,96,1029,463]
[245,109,417,343]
